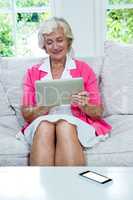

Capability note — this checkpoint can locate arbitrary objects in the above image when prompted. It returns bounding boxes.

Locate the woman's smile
[52,49,64,54]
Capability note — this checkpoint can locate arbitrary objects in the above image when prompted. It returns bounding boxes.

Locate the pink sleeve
[21,69,36,106]
[85,68,101,106]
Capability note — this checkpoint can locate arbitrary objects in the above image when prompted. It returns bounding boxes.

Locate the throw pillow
[101,41,133,116]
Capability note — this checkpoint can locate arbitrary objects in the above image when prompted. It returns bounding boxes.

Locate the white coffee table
[0,167,132,200]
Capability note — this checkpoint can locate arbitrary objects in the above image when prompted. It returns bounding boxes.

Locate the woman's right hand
[21,105,51,124]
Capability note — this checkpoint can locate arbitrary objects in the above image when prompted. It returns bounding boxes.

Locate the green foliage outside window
[0,0,50,56]
[107,0,133,43]
[0,15,14,56]
[107,9,133,43]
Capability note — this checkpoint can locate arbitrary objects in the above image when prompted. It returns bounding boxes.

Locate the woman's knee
[56,120,76,132]
[34,121,55,143]
[38,121,55,130]
[56,120,77,142]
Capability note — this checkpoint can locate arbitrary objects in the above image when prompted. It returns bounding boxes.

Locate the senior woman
[20,17,112,166]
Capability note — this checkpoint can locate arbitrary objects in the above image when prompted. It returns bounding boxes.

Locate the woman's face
[44,27,69,62]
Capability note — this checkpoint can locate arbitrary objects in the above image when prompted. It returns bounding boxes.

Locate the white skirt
[16,114,109,148]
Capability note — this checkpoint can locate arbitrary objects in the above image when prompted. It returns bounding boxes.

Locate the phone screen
[79,170,112,184]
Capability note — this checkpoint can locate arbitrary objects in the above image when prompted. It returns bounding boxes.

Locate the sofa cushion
[0,115,20,135]
[0,81,14,116]
[101,41,133,116]
[0,116,29,166]
[0,115,28,166]
[86,115,133,166]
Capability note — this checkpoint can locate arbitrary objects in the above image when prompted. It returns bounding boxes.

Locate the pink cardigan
[22,59,112,136]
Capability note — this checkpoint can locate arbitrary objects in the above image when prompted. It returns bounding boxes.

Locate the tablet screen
[35,78,83,106]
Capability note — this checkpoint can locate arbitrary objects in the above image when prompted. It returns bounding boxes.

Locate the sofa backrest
[1,40,133,127]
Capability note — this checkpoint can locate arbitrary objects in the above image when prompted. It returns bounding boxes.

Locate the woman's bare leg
[55,120,85,166]
[30,121,56,166]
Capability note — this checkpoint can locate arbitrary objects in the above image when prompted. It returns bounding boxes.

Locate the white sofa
[0,41,133,166]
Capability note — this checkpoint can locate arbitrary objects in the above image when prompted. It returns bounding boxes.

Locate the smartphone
[79,170,112,184]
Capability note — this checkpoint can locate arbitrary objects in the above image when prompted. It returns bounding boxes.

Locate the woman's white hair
[38,17,74,51]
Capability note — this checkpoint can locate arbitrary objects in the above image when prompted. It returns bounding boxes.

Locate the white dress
[17,56,108,148]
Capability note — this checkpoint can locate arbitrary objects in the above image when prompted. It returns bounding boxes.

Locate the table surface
[0,166,132,200]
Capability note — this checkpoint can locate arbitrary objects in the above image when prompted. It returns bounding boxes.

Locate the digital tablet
[35,78,83,106]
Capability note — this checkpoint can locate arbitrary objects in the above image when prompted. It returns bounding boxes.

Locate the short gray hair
[38,17,74,51]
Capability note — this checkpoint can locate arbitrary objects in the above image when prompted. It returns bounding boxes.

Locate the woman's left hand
[71,91,89,107]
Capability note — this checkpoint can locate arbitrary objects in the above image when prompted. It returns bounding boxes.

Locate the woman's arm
[21,67,51,124]
[21,105,50,124]
[80,103,103,119]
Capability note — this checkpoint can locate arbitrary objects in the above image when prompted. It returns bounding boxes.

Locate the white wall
[51,0,107,57]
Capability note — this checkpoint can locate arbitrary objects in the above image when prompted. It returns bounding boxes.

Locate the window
[107,0,133,43]
[0,0,53,57]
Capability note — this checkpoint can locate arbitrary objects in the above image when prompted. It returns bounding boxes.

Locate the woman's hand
[71,91,103,119]
[71,91,89,107]
[21,105,51,124]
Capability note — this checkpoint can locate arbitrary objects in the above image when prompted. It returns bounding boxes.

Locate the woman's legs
[30,121,56,166]
[55,120,85,166]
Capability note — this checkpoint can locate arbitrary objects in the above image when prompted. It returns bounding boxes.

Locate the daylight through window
[107,0,133,43]
[0,0,52,57]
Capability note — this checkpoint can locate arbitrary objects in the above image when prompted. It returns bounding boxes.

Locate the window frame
[108,2,133,9]
[0,0,54,56]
